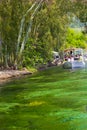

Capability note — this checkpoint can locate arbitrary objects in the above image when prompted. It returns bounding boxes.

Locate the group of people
[64,50,83,62]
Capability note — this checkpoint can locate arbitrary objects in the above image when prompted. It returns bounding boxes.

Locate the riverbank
[0,64,63,84]
[0,69,32,84]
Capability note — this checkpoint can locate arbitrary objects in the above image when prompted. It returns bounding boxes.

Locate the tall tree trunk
[17,0,43,65]
[4,45,8,68]
[16,1,38,57]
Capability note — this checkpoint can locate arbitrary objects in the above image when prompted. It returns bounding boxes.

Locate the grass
[0,67,87,130]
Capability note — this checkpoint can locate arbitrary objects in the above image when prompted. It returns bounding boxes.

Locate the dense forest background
[0,0,87,69]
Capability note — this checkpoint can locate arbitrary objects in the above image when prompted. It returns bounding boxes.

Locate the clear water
[0,67,87,130]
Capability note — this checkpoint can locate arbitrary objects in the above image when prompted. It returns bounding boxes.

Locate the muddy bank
[0,70,32,84]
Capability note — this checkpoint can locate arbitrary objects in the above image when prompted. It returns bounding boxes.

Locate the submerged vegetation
[0,67,87,129]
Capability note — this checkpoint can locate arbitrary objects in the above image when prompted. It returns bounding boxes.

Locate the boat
[63,48,85,69]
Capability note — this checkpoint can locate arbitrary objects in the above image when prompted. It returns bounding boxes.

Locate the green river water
[0,67,87,130]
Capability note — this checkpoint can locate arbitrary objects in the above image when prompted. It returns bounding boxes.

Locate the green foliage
[18,0,72,67]
[62,28,87,49]
[74,0,87,23]
[22,36,53,67]
[0,0,30,67]
[74,0,87,33]
[32,1,69,51]
[0,0,77,68]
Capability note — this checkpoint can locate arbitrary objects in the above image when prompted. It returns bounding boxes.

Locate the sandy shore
[0,70,32,84]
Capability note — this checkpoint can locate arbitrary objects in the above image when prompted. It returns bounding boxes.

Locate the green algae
[0,67,87,130]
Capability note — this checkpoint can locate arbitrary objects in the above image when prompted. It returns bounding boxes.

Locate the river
[0,67,87,130]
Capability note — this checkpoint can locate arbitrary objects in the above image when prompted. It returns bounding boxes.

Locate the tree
[0,0,75,68]
[74,0,87,33]
[22,0,73,67]
[62,28,87,49]
[0,0,30,67]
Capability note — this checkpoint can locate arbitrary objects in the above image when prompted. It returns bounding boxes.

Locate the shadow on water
[0,67,87,130]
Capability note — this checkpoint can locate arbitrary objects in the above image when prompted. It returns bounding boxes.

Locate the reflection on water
[0,67,87,130]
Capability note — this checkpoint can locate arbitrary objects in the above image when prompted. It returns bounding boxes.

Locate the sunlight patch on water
[29,101,46,106]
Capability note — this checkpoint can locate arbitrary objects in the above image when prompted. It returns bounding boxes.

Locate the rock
[63,62,72,69]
